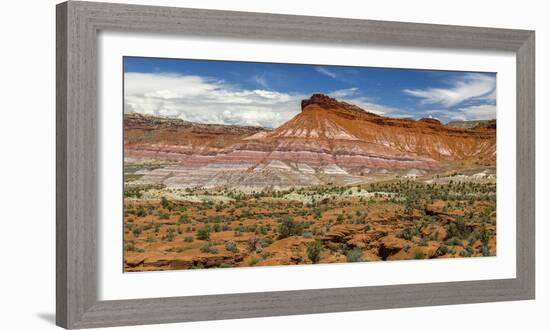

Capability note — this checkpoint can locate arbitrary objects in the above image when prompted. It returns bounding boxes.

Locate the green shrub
[164,228,176,241]
[136,207,147,217]
[124,241,135,252]
[479,224,492,245]
[260,237,274,248]
[414,250,426,259]
[437,244,449,256]
[445,237,463,246]
[249,257,261,266]
[132,227,142,237]
[277,216,303,239]
[183,236,194,243]
[346,247,363,262]
[197,226,211,240]
[225,240,238,252]
[460,246,473,257]
[175,246,191,253]
[445,219,471,240]
[307,240,323,264]
[200,242,218,254]
[178,214,190,224]
[397,227,419,240]
[160,196,170,209]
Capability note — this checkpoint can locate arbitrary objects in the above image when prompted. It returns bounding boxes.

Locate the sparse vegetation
[346,247,363,262]
[307,240,323,264]
[124,168,496,271]
[277,216,303,239]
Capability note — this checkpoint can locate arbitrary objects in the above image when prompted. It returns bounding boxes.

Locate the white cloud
[315,67,338,79]
[343,97,400,116]
[327,87,399,116]
[420,104,496,122]
[453,104,496,121]
[403,73,496,107]
[250,74,269,89]
[124,72,305,128]
[328,88,358,98]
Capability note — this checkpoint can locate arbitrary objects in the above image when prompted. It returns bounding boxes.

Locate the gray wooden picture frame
[56,1,535,328]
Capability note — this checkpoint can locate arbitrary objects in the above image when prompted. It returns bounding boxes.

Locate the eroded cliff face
[124,94,495,190]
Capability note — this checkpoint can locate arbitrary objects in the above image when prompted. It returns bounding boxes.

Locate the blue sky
[124,56,496,128]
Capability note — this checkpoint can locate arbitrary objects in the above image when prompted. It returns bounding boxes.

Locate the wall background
[0,0,546,329]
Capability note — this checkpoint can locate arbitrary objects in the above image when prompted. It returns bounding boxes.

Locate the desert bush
[260,237,274,248]
[437,244,449,256]
[175,246,191,253]
[479,224,492,245]
[249,257,261,266]
[346,247,363,262]
[277,216,303,239]
[183,236,193,243]
[419,236,429,246]
[124,241,135,252]
[132,227,142,237]
[307,240,323,264]
[397,227,419,240]
[178,215,190,224]
[414,250,426,259]
[160,196,170,209]
[197,226,211,240]
[460,246,473,257]
[200,242,219,254]
[158,213,169,220]
[479,244,490,256]
[225,240,238,252]
[136,207,147,217]
[164,228,176,241]
[445,218,471,240]
[445,237,463,246]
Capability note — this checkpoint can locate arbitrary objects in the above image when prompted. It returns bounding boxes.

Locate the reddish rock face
[124,94,496,190]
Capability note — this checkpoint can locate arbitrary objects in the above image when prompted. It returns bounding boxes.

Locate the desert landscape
[123,93,496,271]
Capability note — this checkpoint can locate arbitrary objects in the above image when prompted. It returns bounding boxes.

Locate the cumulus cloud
[403,73,496,107]
[124,72,306,128]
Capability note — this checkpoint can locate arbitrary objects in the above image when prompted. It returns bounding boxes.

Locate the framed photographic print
[56,1,535,328]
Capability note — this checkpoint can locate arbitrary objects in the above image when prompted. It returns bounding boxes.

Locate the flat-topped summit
[301,93,342,110]
[300,93,380,118]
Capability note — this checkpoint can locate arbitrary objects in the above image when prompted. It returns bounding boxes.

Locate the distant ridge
[447,119,496,129]
[124,94,496,190]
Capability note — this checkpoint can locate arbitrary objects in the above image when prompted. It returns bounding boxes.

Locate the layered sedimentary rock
[124,94,496,190]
